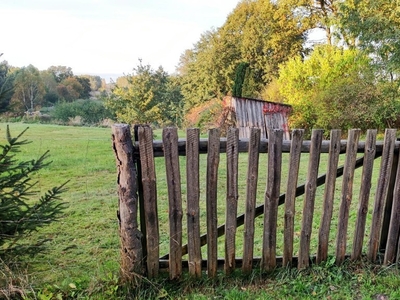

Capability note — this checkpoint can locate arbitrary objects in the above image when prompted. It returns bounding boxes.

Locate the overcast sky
[1,0,240,81]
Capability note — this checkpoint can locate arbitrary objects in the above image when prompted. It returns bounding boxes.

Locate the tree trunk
[112,124,144,286]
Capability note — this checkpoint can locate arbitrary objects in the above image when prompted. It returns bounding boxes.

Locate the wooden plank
[335,129,361,265]
[317,129,341,264]
[380,151,399,251]
[298,129,323,269]
[283,129,304,267]
[112,124,144,284]
[162,127,183,280]
[137,126,159,278]
[384,152,400,264]
[368,129,397,262]
[351,130,377,260]
[133,125,147,269]
[255,101,263,128]
[242,128,261,274]
[186,128,202,277]
[206,128,221,278]
[145,138,395,157]
[261,129,283,271]
[237,99,245,128]
[247,100,254,128]
[225,128,239,274]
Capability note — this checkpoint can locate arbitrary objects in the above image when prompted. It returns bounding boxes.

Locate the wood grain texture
[335,129,361,265]
[351,130,377,261]
[368,129,397,262]
[206,128,220,278]
[283,129,304,267]
[224,128,239,274]
[138,126,159,278]
[163,127,183,280]
[186,128,202,277]
[298,129,323,269]
[112,124,144,284]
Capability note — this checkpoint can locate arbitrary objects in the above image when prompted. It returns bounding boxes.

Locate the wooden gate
[112,124,400,281]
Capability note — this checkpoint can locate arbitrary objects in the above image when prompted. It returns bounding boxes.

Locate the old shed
[220,96,292,140]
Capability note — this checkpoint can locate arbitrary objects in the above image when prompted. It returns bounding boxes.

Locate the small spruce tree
[0,125,67,253]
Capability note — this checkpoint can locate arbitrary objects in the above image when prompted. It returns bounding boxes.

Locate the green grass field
[1,123,399,299]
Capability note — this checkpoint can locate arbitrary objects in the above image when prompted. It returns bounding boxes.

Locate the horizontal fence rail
[112,124,400,281]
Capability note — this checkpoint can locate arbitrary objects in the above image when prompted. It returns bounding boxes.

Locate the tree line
[0,61,108,115]
[2,0,400,132]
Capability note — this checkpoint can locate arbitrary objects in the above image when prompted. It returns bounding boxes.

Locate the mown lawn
[1,123,399,299]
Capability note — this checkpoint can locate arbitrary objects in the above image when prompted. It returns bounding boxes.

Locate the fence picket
[242,128,261,274]
[368,129,397,262]
[262,129,283,271]
[335,129,361,265]
[384,152,400,264]
[380,151,399,252]
[186,128,202,277]
[298,129,323,269]
[225,128,239,274]
[206,128,220,278]
[138,126,159,278]
[352,129,377,260]
[283,129,304,267]
[163,128,183,280]
[317,129,341,264]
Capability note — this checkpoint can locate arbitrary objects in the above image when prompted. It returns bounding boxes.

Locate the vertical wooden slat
[261,129,283,272]
[162,127,183,280]
[207,128,220,278]
[225,128,239,274]
[351,129,377,260]
[335,129,361,265]
[317,129,341,264]
[242,128,261,274]
[138,126,159,278]
[112,124,144,284]
[368,129,397,262]
[384,152,400,264]
[186,128,202,277]
[134,125,147,270]
[283,129,304,267]
[298,129,323,269]
[380,151,399,251]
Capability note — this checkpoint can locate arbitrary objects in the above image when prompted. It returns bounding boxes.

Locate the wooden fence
[111,124,400,282]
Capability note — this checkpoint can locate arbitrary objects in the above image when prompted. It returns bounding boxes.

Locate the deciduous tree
[278,45,381,132]
[11,65,45,113]
[178,0,309,108]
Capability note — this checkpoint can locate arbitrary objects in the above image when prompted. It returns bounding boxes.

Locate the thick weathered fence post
[112,124,144,285]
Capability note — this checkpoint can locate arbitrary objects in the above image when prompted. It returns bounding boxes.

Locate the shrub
[51,100,113,125]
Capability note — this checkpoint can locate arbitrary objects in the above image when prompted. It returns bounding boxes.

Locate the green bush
[51,100,113,125]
